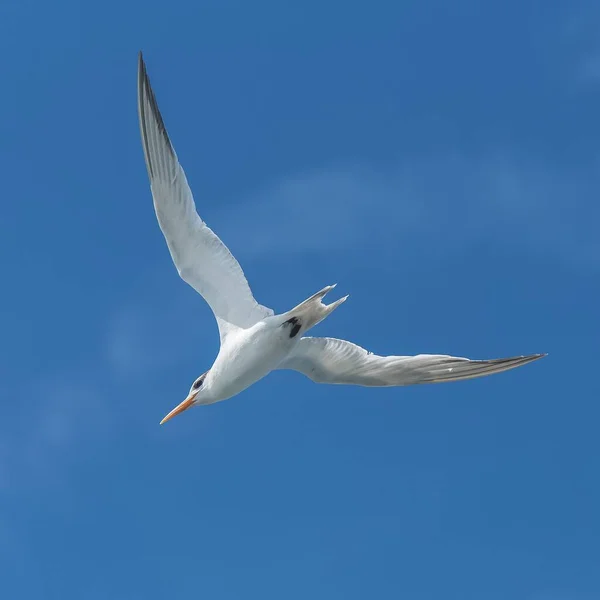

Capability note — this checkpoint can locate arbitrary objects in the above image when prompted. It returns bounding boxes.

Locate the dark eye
[192,378,203,390]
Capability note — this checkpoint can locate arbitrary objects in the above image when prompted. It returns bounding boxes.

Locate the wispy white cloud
[0,372,114,493]
[578,52,600,82]
[219,154,599,269]
[103,266,218,382]
[562,4,600,85]
[1,275,215,494]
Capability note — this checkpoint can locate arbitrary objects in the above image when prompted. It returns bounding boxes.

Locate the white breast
[204,319,297,403]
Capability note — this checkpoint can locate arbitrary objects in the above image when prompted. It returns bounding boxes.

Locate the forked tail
[282,284,348,334]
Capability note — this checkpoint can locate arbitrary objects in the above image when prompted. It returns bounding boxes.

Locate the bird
[136,52,546,425]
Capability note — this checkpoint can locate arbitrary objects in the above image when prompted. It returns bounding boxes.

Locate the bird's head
[160,371,209,425]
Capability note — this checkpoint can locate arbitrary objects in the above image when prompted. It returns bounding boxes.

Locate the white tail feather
[284,285,348,332]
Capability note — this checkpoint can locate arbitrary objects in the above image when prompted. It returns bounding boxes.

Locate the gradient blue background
[1,1,598,598]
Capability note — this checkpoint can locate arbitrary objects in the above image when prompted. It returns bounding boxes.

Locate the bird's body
[196,285,347,404]
[202,315,292,405]
[136,52,545,425]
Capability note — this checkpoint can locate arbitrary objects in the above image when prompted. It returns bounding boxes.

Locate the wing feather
[279,337,545,386]
[136,53,273,341]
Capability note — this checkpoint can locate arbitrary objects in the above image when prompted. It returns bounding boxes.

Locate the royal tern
[136,53,545,425]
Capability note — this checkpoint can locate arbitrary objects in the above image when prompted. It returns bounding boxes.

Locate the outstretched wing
[279,337,545,386]
[137,52,273,342]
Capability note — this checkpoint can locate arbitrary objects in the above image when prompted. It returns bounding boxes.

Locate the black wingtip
[136,51,177,181]
[137,51,146,78]
[519,353,547,367]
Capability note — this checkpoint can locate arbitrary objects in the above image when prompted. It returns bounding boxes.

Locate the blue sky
[1,0,599,598]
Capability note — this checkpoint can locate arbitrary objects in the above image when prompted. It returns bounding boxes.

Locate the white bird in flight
[136,53,545,425]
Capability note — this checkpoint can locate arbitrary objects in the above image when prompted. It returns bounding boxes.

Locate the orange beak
[160,394,196,425]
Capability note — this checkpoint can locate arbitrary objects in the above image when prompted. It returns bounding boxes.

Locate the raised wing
[279,337,545,386]
[137,53,273,341]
